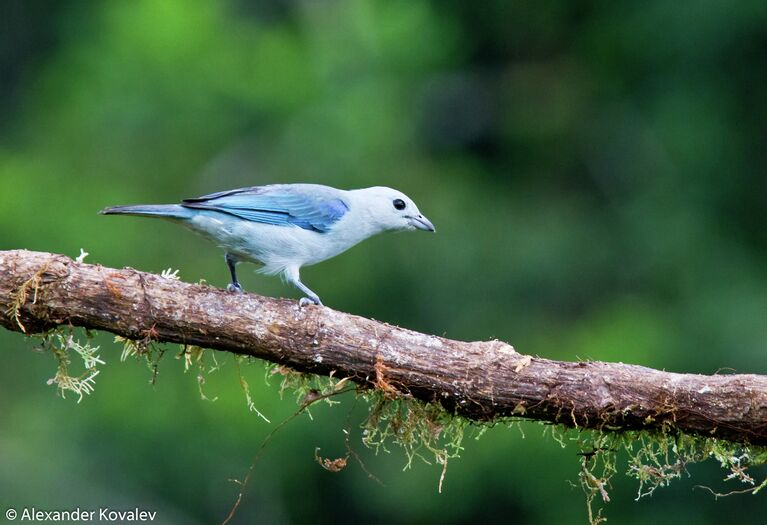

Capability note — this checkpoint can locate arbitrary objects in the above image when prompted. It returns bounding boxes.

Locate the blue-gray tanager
[101,184,435,306]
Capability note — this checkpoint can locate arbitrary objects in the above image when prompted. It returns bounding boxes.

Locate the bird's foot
[299,296,323,308]
[226,283,244,293]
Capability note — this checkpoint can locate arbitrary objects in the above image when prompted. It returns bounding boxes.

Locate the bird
[100,184,435,306]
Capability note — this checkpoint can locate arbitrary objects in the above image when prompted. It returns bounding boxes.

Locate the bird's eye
[393,199,406,210]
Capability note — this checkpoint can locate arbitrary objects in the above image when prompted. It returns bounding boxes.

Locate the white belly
[186,213,367,275]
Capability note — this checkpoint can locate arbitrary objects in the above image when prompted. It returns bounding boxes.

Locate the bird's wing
[181,184,349,233]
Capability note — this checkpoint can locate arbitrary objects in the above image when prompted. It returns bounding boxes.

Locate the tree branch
[2,249,766,445]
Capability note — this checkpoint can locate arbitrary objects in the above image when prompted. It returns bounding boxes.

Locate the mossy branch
[2,249,767,446]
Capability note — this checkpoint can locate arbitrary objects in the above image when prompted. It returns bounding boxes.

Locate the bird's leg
[284,266,322,307]
[225,252,243,293]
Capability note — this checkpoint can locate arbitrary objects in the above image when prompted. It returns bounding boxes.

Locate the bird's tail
[99,204,193,220]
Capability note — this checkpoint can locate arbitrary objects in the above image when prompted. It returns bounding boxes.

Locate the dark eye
[393,198,406,210]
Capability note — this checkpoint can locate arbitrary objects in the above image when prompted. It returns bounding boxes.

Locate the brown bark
[2,249,766,445]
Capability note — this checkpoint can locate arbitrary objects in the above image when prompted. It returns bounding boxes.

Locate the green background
[2,1,767,523]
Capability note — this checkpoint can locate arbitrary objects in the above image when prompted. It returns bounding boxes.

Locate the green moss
[6,260,50,333]
[557,427,767,524]
[236,355,269,422]
[176,344,221,402]
[115,334,166,386]
[37,328,104,402]
[360,391,468,492]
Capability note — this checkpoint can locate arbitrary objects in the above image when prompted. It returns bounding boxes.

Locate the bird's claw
[227,283,244,293]
[299,296,322,308]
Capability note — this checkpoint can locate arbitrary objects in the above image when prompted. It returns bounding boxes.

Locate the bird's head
[351,186,435,233]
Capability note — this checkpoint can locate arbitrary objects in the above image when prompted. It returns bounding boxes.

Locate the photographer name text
[6,507,156,522]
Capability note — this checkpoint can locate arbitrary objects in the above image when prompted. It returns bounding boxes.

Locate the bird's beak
[409,214,436,232]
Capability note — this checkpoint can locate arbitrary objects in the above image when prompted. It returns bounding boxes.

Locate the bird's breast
[185,212,376,270]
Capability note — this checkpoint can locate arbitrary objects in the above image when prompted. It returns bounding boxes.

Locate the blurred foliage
[2,0,767,523]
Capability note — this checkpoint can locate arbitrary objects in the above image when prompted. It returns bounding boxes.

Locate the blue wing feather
[181,184,349,233]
